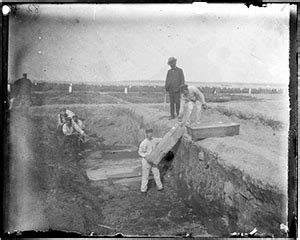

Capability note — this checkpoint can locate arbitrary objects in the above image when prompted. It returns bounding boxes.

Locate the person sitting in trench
[178,84,207,125]
[72,115,85,131]
[57,107,76,135]
[61,117,87,158]
[72,115,88,147]
[138,128,163,194]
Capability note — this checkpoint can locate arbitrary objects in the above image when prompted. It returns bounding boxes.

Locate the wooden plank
[113,176,154,186]
[106,166,142,179]
[186,122,240,141]
[145,124,185,165]
[113,176,142,186]
[85,158,141,181]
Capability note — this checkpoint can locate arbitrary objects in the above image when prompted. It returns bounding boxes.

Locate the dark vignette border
[0,1,298,238]
[288,4,298,239]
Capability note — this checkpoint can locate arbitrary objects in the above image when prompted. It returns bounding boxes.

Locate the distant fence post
[69,83,73,93]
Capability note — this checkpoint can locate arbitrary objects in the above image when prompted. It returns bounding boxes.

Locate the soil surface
[5,93,288,236]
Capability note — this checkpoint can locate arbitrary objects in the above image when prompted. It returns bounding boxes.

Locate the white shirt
[62,122,84,136]
[74,119,85,130]
[62,124,74,136]
[182,85,205,104]
[138,137,162,158]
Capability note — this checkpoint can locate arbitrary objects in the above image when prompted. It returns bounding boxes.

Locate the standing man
[165,57,185,120]
[178,84,207,125]
[11,73,33,107]
[138,128,163,194]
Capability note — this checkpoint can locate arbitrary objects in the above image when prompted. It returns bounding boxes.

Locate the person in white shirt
[138,128,163,193]
[62,117,87,154]
[72,115,85,131]
[178,84,207,125]
[57,108,75,129]
[57,108,77,136]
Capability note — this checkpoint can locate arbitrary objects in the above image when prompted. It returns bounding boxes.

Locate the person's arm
[57,114,62,125]
[62,124,68,135]
[138,140,148,158]
[178,94,185,119]
[81,121,85,130]
[194,88,206,104]
[180,69,185,85]
[73,121,85,135]
[58,114,65,125]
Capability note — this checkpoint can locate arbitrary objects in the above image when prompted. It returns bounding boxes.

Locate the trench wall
[171,134,287,235]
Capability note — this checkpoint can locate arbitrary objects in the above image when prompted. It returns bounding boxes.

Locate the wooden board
[145,124,185,165]
[86,158,141,181]
[186,122,240,141]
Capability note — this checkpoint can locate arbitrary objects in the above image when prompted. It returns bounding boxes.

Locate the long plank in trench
[86,158,142,181]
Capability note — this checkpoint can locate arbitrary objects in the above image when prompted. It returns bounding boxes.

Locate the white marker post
[248,88,252,94]
[124,87,128,94]
[69,83,73,93]
[7,83,11,93]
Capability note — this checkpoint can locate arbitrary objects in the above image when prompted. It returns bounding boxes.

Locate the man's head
[72,115,78,123]
[180,84,189,95]
[145,128,153,140]
[60,107,67,114]
[65,117,72,126]
[23,73,27,78]
[167,57,177,69]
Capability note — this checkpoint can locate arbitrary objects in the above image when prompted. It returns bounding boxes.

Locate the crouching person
[138,128,163,194]
[62,117,87,158]
[72,115,85,131]
[56,108,75,136]
[178,84,207,125]
[72,115,87,150]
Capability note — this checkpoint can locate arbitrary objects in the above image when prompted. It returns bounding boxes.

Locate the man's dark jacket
[165,67,185,93]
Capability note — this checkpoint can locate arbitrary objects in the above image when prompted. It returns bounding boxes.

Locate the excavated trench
[7,105,287,236]
[75,105,287,236]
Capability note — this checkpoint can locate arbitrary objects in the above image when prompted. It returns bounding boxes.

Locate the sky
[8,3,290,85]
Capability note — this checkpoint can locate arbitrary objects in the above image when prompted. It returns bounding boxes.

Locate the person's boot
[168,115,175,120]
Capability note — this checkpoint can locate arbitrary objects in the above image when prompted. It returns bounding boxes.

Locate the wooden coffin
[186,122,240,141]
[86,158,141,181]
[145,124,186,165]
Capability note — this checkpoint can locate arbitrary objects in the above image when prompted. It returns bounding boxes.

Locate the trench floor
[79,144,216,237]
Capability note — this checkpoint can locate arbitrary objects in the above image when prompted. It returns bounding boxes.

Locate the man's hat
[145,128,153,133]
[167,57,177,65]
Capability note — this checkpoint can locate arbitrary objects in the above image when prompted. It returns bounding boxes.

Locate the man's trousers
[169,92,181,117]
[141,158,163,192]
